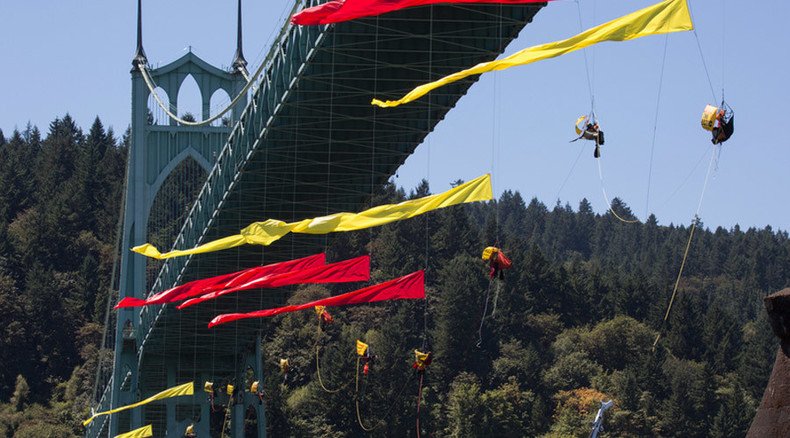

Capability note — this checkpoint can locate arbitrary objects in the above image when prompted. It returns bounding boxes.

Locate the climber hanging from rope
[203,381,235,413]
[204,381,217,412]
[354,339,378,432]
[571,115,605,158]
[477,247,511,347]
[412,350,432,374]
[357,340,373,376]
[701,101,734,144]
[482,246,512,280]
[251,380,264,405]
[315,305,334,325]
[314,306,343,394]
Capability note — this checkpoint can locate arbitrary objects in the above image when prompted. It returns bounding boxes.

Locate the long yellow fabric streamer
[371,0,693,108]
[114,424,153,438]
[133,174,493,260]
[83,382,194,427]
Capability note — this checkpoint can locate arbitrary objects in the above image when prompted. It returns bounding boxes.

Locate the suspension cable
[138,60,258,127]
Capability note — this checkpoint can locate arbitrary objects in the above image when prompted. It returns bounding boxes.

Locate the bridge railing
[136,0,326,354]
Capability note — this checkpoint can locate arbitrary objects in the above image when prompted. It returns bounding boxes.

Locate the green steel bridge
[88,0,545,436]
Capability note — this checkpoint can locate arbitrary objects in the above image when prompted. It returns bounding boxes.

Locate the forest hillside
[0,116,784,437]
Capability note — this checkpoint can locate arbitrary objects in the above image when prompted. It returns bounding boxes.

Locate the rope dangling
[217,382,235,438]
[412,350,432,438]
[477,247,512,347]
[477,281,494,348]
[354,340,376,432]
[314,308,341,394]
[653,145,718,350]
[416,373,425,438]
[596,158,639,224]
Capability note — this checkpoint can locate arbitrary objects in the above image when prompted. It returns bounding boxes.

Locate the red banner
[115,254,326,309]
[209,270,425,327]
[177,255,371,309]
[292,0,551,25]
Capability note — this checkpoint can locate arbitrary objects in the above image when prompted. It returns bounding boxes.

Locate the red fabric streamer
[209,270,425,328]
[177,255,371,309]
[115,254,326,309]
[292,0,551,25]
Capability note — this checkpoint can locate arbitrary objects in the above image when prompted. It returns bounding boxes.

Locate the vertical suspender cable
[324,28,337,253]
[416,9,436,438]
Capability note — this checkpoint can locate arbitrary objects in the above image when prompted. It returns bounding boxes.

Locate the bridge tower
[104,0,262,436]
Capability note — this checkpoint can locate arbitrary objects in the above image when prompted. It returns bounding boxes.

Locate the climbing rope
[220,397,232,438]
[352,355,413,433]
[576,0,638,224]
[554,141,586,202]
[354,356,376,432]
[656,146,709,212]
[652,145,718,349]
[416,372,425,438]
[576,0,595,112]
[596,158,639,224]
[645,34,670,218]
[490,280,502,317]
[315,319,342,394]
[476,280,495,348]
[687,0,719,103]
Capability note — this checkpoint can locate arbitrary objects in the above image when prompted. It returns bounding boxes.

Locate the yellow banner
[134,174,493,259]
[371,0,692,108]
[83,382,194,427]
[114,424,153,438]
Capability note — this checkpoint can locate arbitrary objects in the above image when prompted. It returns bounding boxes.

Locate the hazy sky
[1,0,786,230]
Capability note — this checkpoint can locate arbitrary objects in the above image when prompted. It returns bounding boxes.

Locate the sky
[0,0,787,231]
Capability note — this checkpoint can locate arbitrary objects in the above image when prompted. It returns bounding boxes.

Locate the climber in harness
[204,381,218,412]
[701,102,734,144]
[571,115,605,158]
[279,358,290,385]
[251,380,265,404]
[315,305,334,325]
[357,340,374,376]
[412,350,432,374]
[482,246,512,280]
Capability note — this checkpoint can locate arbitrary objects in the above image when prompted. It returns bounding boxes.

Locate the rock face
[747,288,790,437]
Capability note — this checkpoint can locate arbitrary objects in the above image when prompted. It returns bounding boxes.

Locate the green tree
[10,375,28,412]
[444,373,484,437]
